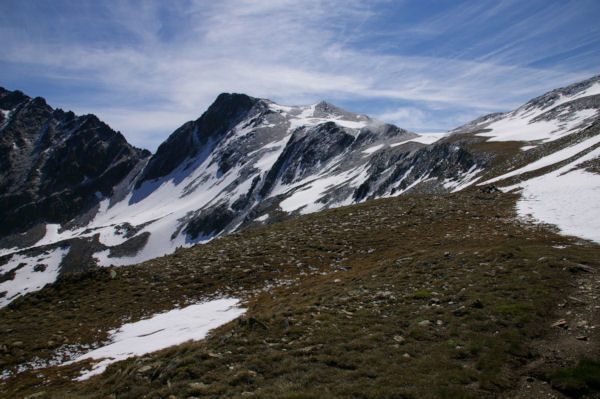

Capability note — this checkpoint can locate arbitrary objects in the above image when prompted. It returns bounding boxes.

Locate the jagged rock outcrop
[1,74,599,306]
[138,93,264,185]
[0,87,150,236]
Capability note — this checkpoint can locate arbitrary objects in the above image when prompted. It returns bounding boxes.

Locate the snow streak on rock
[1,75,599,286]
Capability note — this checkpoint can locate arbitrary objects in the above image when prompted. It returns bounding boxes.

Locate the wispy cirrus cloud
[0,0,598,150]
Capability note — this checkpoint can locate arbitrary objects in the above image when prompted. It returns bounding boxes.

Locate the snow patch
[29,224,63,248]
[362,144,384,155]
[0,223,75,259]
[0,247,69,308]
[267,102,293,114]
[390,139,414,147]
[254,137,291,172]
[409,133,447,145]
[255,214,269,222]
[481,134,600,185]
[278,169,358,214]
[64,298,245,380]
[443,165,483,192]
[0,109,11,130]
[332,119,370,130]
[520,145,537,151]
[514,146,600,244]
[287,103,369,131]
[480,108,597,143]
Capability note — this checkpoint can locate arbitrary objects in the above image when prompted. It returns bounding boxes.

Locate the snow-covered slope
[0,247,68,307]
[456,75,600,243]
[2,75,600,307]
[514,147,600,243]
[451,75,600,146]
[1,93,472,306]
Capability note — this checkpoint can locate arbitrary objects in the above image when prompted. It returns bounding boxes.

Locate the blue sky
[1,0,599,151]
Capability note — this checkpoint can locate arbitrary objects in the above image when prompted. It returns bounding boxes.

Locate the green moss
[412,290,431,299]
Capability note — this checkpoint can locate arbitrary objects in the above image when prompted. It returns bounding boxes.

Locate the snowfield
[0,247,69,308]
[462,78,600,244]
[63,298,245,380]
[478,81,600,144]
[508,146,600,244]
[481,134,600,185]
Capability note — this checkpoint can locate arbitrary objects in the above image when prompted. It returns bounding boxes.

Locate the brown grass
[1,189,598,398]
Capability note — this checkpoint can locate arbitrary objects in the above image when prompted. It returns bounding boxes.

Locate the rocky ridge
[0,75,599,309]
[1,189,598,398]
[0,87,150,237]
[1,90,486,303]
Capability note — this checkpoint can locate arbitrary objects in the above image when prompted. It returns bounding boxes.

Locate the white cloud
[377,107,427,128]
[375,105,484,134]
[1,0,597,151]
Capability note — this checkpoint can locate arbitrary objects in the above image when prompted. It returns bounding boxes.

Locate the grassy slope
[1,188,599,398]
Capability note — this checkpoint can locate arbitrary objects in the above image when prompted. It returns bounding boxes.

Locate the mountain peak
[0,91,150,237]
[314,100,335,109]
[0,87,30,110]
[520,74,600,113]
[137,92,266,185]
[200,92,263,133]
[212,92,258,105]
[313,100,346,118]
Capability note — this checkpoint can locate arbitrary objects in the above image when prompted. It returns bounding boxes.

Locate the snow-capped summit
[2,75,600,307]
[452,75,600,144]
[83,92,431,265]
[0,91,419,297]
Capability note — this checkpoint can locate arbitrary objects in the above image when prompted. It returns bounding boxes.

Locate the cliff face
[0,87,150,236]
[0,75,599,293]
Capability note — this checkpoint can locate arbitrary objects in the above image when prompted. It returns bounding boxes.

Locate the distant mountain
[448,75,600,243]
[0,75,599,307]
[0,88,150,238]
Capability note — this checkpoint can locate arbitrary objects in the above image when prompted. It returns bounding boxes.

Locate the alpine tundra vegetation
[0,75,599,398]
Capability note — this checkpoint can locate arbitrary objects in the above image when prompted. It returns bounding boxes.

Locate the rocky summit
[0,87,489,281]
[0,75,599,398]
[0,88,150,238]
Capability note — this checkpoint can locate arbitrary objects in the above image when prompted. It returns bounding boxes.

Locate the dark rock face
[0,88,29,110]
[531,94,600,123]
[366,141,486,199]
[0,87,150,237]
[108,232,151,258]
[259,123,355,197]
[138,93,263,185]
[184,203,237,240]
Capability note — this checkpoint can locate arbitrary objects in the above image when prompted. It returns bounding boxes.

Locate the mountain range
[0,75,599,308]
[1,75,600,398]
